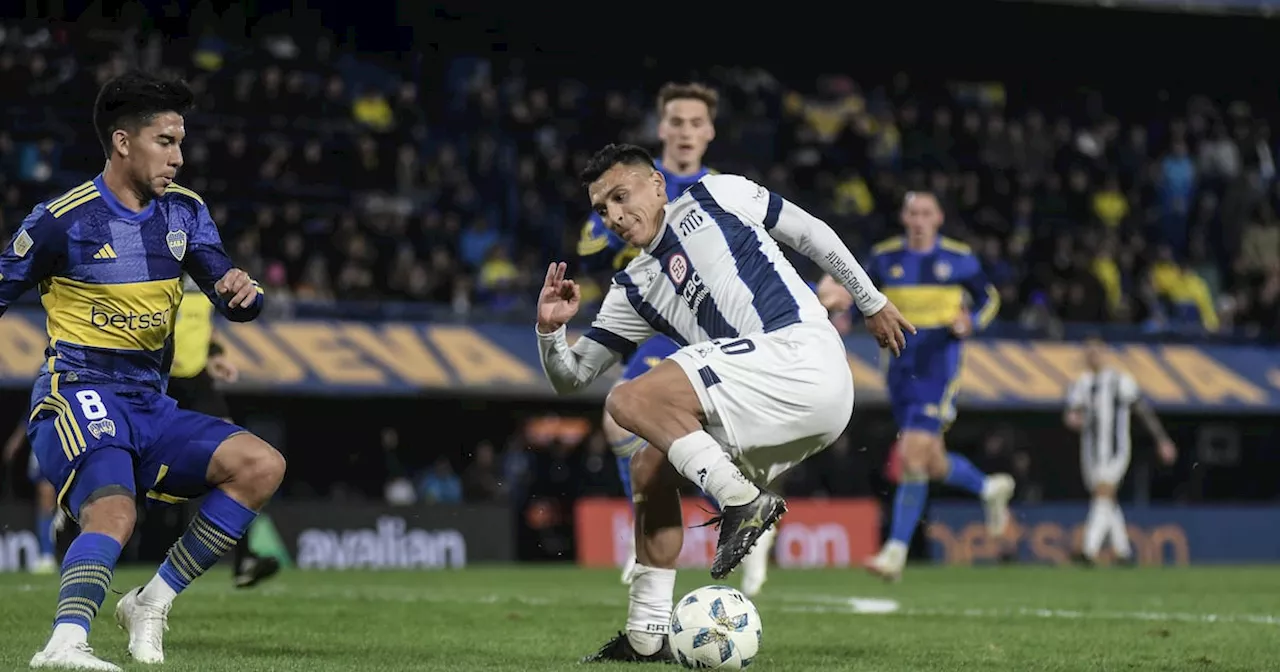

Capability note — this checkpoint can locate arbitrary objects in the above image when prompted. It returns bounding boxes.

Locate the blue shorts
[622,336,681,381]
[28,380,245,521]
[886,342,962,435]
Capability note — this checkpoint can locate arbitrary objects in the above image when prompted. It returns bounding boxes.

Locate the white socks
[667,431,759,507]
[142,574,179,608]
[625,565,676,656]
[1083,497,1131,560]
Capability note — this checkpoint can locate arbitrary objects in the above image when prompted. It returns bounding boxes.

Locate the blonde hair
[656,82,719,119]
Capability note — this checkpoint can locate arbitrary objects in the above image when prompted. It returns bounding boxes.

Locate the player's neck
[101,162,152,213]
[660,153,703,178]
[905,234,937,253]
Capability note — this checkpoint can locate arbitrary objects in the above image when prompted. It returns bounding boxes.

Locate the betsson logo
[90,305,171,331]
[295,516,467,570]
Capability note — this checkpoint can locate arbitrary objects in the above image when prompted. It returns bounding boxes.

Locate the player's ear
[652,169,666,195]
[112,129,130,158]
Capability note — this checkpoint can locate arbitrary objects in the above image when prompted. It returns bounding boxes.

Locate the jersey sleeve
[1119,372,1142,405]
[0,209,64,317]
[584,281,656,357]
[1065,376,1088,410]
[960,253,1000,331]
[183,198,264,322]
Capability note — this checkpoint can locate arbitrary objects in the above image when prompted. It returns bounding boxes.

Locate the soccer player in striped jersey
[844,191,1016,583]
[1064,337,1176,565]
[580,83,778,597]
[3,71,285,671]
[539,143,912,662]
[2,421,60,573]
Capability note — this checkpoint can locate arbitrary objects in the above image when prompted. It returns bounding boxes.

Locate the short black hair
[579,143,656,186]
[93,71,196,158]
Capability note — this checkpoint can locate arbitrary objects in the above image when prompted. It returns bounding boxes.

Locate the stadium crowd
[2,21,1279,338]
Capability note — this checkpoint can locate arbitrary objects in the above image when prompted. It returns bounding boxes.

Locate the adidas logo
[92,244,117,260]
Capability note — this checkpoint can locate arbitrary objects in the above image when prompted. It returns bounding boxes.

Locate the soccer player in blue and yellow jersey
[850,191,1015,582]
[3,71,285,671]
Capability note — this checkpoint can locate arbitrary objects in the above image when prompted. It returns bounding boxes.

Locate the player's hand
[207,353,239,384]
[1064,410,1084,432]
[215,269,258,309]
[865,300,915,357]
[951,311,973,339]
[1157,439,1177,465]
[536,262,581,334]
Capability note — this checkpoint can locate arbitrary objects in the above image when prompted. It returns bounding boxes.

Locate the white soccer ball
[669,585,762,669]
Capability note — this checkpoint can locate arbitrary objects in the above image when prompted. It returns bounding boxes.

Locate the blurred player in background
[3,421,60,573]
[1064,337,1177,565]
[579,83,785,597]
[3,71,285,671]
[833,192,1015,582]
[543,143,912,662]
[167,273,280,588]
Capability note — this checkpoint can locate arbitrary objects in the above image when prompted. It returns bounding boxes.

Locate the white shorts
[1081,445,1130,490]
[669,321,854,487]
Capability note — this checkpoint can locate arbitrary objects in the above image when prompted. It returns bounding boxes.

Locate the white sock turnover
[625,564,676,655]
[667,431,759,507]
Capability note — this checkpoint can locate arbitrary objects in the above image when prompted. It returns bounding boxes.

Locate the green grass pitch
[1,565,1277,670]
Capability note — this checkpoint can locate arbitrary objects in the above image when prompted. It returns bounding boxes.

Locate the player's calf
[121,434,285,664]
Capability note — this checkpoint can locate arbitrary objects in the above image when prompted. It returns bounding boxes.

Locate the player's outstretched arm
[0,211,64,320]
[536,262,651,394]
[1133,398,1177,464]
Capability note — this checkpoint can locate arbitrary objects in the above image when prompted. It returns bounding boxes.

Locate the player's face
[588,163,668,248]
[657,99,714,167]
[1084,340,1106,369]
[901,194,943,240]
[121,111,186,198]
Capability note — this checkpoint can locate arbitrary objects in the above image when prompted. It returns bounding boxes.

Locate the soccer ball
[669,585,762,669]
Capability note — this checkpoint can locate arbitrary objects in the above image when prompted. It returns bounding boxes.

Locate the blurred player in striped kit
[3,422,61,573]
[1064,337,1176,565]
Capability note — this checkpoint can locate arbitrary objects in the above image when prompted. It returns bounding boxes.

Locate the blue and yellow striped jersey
[0,175,264,393]
[868,235,999,364]
[578,160,714,271]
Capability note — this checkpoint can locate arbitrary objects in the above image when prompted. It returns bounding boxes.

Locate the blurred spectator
[463,441,506,502]
[419,458,463,505]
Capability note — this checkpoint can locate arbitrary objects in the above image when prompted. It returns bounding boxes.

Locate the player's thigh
[28,383,144,518]
[139,406,249,503]
[667,323,853,455]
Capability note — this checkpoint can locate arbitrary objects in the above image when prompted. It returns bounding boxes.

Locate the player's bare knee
[209,433,286,506]
[605,381,651,437]
[899,432,934,476]
[78,490,137,544]
[1093,483,1117,500]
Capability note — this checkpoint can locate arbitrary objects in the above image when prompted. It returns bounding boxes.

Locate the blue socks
[888,478,928,545]
[617,454,636,506]
[943,452,987,496]
[157,490,257,594]
[54,532,122,632]
[888,453,990,546]
[35,511,54,557]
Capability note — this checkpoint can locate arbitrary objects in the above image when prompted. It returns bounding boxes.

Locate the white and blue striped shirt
[538,173,885,394]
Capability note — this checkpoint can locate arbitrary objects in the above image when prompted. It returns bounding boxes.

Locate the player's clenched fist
[215,269,258,309]
[865,300,915,357]
[536,262,581,334]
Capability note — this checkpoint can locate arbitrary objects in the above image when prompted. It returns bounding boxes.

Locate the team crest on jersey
[890,264,904,278]
[933,261,951,281]
[12,230,33,258]
[667,253,689,285]
[166,230,187,261]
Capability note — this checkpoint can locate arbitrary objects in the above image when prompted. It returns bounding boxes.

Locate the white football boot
[30,641,122,671]
[114,587,169,664]
[30,555,58,575]
[739,525,777,598]
[863,540,907,583]
[981,473,1016,537]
